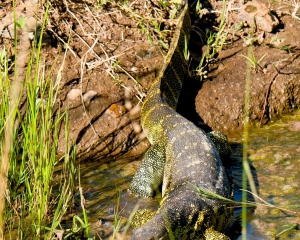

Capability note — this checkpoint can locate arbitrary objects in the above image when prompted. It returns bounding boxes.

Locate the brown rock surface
[238,1,279,32]
[195,42,300,134]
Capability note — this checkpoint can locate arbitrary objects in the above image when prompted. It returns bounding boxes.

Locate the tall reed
[0,2,79,239]
[241,46,259,240]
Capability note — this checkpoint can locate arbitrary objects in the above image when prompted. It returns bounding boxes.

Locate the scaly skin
[128,2,233,239]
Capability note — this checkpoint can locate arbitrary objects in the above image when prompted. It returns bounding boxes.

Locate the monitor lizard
[128,2,233,239]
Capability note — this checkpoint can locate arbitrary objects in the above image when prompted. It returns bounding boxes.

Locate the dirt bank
[1,0,300,161]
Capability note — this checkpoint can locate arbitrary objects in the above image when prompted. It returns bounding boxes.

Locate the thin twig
[259,52,300,126]
[243,189,299,215]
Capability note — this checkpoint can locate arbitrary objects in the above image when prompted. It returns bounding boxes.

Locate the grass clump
[0,2,90,239]
[242,49,267,71]
[119,1,182,51]
[194,0,228,80]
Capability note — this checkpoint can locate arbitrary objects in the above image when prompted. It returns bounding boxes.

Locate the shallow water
[73,110,300,239]
[234,111,300,240]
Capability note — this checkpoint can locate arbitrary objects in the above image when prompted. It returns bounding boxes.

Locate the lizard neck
[140,3,190,144]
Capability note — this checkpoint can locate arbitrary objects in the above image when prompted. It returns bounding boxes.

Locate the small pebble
[67,89,81,100]
[83,90,97,102]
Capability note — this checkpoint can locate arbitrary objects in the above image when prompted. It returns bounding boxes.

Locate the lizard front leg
[128,142,166,198]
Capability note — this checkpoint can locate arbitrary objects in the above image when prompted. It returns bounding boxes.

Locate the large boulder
[195,41,300,134]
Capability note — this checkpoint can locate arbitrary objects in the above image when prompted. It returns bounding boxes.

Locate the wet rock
[282,185,295,194]
[238,1,279,32]
[269,208,281,216]
[273,153,283,162]
[289,121,300,131]
[98,163,109,171]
